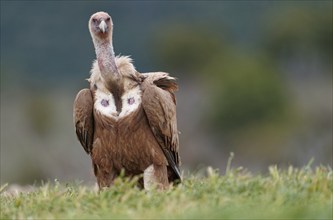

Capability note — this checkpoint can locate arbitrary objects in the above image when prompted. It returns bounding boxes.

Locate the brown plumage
[73,11,181,189]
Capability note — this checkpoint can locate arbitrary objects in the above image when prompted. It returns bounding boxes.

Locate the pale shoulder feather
[141,72,176,83]
[88,60,100,86]
[141,72,178,93]
[115,55,136,77]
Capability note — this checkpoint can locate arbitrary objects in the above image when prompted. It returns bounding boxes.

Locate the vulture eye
[92,18,97,23]
[106,17,110,21]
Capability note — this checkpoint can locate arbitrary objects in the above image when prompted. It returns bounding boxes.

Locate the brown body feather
[74,68,181,189]
[91,105,167,188]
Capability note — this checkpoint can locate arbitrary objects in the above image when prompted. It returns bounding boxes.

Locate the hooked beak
[99,20,107,33]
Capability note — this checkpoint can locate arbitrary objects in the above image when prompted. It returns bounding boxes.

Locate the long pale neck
[93,37,124,113]
[93,38,120,82]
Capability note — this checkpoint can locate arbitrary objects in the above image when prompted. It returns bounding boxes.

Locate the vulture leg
[91,139,117,189]
[94,163,118,189]
[144,164,169,190]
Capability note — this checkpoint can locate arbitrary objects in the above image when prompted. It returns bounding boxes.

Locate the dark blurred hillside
[1,1,332,184]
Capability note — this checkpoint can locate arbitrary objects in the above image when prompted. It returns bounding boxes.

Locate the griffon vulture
[73,11,181,190]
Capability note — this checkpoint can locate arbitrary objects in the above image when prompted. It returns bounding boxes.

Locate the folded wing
[141,72,181,181]
[73,89,94,154]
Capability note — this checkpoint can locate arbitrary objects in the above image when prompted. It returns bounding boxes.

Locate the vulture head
[89,11,113,41]
[89,11,120,81]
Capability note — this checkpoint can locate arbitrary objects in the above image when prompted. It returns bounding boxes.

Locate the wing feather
[141,73,181,181]
[73,89,94,154]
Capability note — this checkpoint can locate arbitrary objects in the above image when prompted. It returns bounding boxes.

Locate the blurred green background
[1,1,332,185]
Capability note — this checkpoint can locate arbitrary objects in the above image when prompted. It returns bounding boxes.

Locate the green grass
[1,164,332,219]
